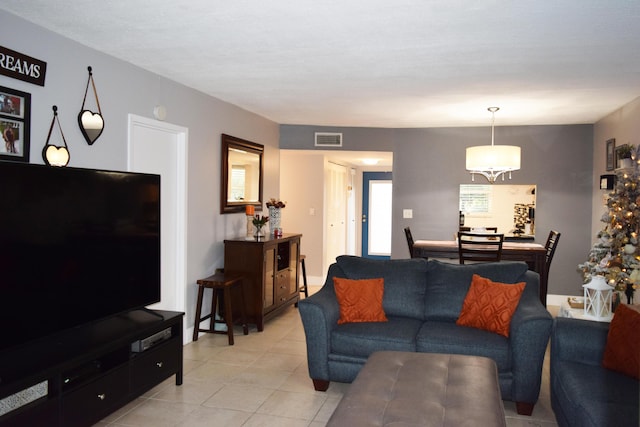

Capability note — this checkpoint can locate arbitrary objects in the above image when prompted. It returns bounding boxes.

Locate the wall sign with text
[0,46,47,86]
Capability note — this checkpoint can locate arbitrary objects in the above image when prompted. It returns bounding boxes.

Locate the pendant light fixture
[466,107,520,183]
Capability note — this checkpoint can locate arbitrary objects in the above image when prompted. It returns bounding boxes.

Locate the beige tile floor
[97,293,560,426]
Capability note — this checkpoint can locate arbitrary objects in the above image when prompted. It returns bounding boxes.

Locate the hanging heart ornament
[43,145,70,167]
[78,110,104,145]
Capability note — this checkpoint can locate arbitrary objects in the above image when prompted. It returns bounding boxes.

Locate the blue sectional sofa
[550,317,639,427]
[298,256,553,415]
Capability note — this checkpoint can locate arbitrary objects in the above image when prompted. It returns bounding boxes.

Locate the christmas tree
[578,144,640,304]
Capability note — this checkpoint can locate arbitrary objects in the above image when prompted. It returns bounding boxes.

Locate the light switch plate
[403,209,413,219]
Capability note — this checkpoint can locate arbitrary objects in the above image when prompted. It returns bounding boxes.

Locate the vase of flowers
[252,214,268,239]
[267,198,286,236]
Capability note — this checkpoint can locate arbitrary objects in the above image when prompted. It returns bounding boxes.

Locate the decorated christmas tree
[578,144,640,304]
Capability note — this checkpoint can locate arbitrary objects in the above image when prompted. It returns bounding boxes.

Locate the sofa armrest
[298,281,340,381]
[508,297,553,403]
[551,317,609,367]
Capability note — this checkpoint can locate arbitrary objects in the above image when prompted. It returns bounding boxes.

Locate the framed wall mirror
[459,184,536,238]
[221,134,264,214]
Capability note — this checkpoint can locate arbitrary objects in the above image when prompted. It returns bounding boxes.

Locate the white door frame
[323,161,348,272]
[127,114,188,317]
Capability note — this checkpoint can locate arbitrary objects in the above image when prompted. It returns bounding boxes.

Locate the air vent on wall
[315,132,343,147]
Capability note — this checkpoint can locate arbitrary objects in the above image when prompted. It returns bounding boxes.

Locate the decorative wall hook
[43,105,70,167]
[78,66,104,145]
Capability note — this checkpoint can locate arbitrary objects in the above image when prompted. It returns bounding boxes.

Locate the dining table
[413,239,548,306]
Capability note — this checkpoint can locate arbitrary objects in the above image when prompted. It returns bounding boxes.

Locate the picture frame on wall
[0,86,31,163]
[605,138,615,171]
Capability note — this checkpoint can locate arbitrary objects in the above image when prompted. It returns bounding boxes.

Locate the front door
[362,172,392,259]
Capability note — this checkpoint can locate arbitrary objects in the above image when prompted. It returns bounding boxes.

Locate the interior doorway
[278,150,393,283]
[127,114,188,316]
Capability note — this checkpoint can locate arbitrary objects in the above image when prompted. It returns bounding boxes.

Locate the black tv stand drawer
[131,336,182,394]
[61,365,129,427]
[0,310,183,427]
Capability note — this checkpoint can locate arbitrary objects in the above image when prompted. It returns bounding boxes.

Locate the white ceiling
[2,1,640,128]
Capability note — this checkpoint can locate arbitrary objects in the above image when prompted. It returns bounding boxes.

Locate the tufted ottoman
[327,351,506,427]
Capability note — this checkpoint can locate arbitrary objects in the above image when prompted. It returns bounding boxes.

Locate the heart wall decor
[43,105,70,167]
[78,66,104,145]
[43,145,70,167]
[78,109,104,145]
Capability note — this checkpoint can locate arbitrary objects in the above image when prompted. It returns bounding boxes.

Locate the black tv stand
[138,307,166,320]
[0,310,183,427]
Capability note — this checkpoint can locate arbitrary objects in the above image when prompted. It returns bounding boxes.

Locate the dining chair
[542,231,561,302]
[545,230,561,268]
[459,226,498,232]
[404,227,415,258]
[457,231,504,264]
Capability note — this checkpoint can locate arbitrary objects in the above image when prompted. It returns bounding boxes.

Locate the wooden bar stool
[193,272,248,345]
[295,255,309,308]
[299,255,308,299]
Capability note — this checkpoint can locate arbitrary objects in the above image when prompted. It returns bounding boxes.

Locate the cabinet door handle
[156,361,163,368]
[97,393,106,401]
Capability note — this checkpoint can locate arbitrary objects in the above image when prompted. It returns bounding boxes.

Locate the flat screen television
[0,162,161,352]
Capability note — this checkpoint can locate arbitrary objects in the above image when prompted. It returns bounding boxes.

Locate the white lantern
[583,276,614,320]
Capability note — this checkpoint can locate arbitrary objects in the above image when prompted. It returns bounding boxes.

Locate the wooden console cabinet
[0,310,183,427]
[224,233,301,331]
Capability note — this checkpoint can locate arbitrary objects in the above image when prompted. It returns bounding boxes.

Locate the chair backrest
[459,226,498,232]
[404,227,415,258]
[458,231,504,264]
[545,230,561,270]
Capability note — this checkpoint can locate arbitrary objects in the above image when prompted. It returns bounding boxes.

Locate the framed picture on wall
[605,138,615,171]
[0,86,31,162]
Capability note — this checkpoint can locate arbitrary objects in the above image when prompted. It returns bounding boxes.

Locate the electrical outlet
[403,209,413,219]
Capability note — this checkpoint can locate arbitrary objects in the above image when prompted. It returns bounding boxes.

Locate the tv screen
[0,162,160,352]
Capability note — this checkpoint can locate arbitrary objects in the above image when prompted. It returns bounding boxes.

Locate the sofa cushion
[331,316,422,358]
[423,260,529,322]
[335,256,430,319]
[457,274,525,337]
[416,321,511,372]
[334,277,388,324]
[602,304,640,380]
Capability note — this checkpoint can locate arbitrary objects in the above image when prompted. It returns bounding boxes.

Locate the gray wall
[592,97,640,238]
[280,124,594,296]
[0,10,280,333]
[6,8,636,309]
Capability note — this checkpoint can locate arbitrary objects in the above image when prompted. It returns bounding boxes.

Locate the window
[459,184,491,213]
[230,165,246,201]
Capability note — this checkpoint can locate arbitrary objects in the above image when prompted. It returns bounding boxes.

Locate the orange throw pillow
[602,304,640,380]
[456,274,525,337]
[334,277,388,324]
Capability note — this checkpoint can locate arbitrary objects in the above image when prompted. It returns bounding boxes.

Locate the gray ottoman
[327,351,506,427]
